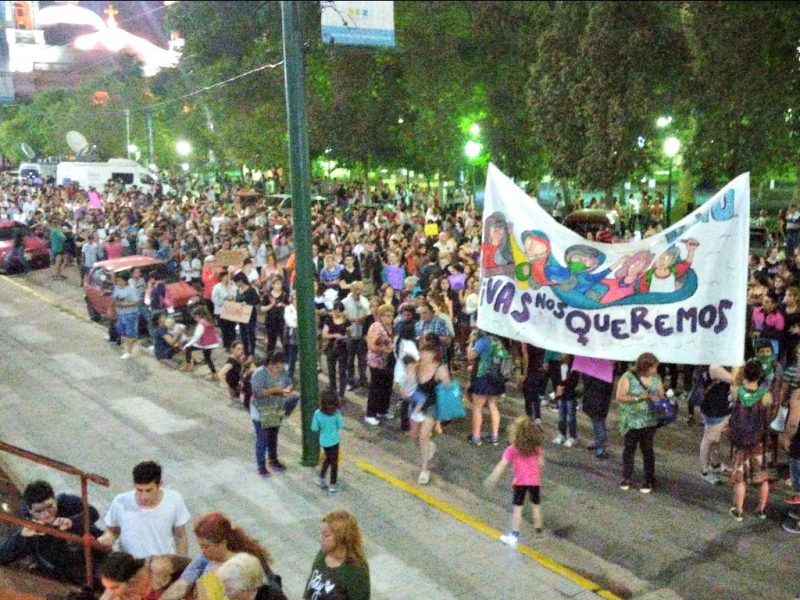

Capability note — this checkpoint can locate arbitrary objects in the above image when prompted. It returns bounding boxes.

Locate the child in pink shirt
[485,416,545,547]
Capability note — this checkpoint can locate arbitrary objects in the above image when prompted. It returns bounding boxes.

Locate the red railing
[0,441,109,587]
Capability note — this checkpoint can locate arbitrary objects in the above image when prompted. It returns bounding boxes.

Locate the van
[56,159,165,195]
[18,162,56,183]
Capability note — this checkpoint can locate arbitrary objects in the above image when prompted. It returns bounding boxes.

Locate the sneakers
[411,412,427,423]
[269,460,286,473]
[785,495,800,505]
[702,471,720,485]
[486,435,499,446]
[257,468,270,479]
[120,352,131,360]
[328,484,339,493]
[712,463,731,475]
[782,519,800,534]
[756,510,767,520]
[466,435,483,446]
[315,477,327,488]
[364,416,380,426]
[729,507,743,522]
[620,480,631,491]
[499,532,519,547]
[563,437,576,448]
[595,451,608,460]
[552,433,565,445]
[534,418,542,426]
[418,470,430,485]
[790,509,800,521]
[428,441,437,461]
[639,485,653,494]
[346,384,354,391]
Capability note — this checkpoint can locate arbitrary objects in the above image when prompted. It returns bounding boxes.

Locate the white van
[18,162,57,183]
[56,159,165,195]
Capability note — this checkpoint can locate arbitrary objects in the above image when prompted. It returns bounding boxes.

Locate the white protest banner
[477,163,749,365]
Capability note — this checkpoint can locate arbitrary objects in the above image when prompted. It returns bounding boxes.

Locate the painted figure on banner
[481,212,516,279]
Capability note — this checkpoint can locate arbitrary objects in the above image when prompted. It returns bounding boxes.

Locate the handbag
[435,381,466,421]
[257,402,284,428]
[770,406,789,433]
[629,370,677,428]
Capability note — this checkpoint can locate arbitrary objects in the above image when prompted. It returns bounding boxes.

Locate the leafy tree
[685,1,800,185]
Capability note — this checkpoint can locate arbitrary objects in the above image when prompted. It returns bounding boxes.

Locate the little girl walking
[311,390,345,492]
[485,415,545,547]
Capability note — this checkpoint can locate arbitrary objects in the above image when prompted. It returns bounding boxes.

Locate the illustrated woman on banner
[637,238,699,294]
[481,212,515,279]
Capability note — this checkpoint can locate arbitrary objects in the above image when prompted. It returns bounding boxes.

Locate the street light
[127,144,138,154]
[656,116,673,128]
[664,136,681,226]
[464,140,482,160]
[175,140,191,156]
[469,123,480,137]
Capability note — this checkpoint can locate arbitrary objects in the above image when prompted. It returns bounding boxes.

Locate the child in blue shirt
[311,390,345,492]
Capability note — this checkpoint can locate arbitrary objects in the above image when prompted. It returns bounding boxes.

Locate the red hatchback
[0,220,51,273]
[83,256,201,323]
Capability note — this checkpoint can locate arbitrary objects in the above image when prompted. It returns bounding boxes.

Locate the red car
[0,220,51,273]
[83,256,201,323]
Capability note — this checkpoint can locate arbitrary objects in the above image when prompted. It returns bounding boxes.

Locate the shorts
[469,374,505,397]
[730,444,768,485]
[116,312,138,338]
[512,485,540,506]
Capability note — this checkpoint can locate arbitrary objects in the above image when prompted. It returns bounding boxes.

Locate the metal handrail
[0,441,110,587]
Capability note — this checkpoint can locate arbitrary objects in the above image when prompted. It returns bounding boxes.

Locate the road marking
[356,459,623,600]
[110,397,200,434]
[52,353,106,380]
[0,274,87,324]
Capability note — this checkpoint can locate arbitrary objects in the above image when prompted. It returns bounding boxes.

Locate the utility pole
[281,1,319,466]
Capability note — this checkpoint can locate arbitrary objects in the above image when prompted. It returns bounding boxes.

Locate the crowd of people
[0,461,369,600]
[2,174,800,594]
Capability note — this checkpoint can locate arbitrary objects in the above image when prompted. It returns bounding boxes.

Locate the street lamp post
[464,140,482,189]
[663,136,680,227]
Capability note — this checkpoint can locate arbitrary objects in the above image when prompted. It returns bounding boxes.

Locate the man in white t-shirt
[97,461,190,558]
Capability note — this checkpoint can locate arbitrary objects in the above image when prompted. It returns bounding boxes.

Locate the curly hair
[508,416,544,456]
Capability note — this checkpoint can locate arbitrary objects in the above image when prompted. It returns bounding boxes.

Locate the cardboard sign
[424,222,439,237]
[215,249,249,267]
[220,300,253,324]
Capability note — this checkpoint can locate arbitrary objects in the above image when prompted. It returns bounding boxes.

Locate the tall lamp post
[464,140,482,188]
[663,136,680,227]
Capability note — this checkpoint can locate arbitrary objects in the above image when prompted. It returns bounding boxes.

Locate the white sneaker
[411,412,427,423]
[552,433,565,445]
[417,470,430,485]
[563,437,576,448]
[499,532,519,547]
[702,471,720,485]
[428,441,437,461]
[364,417,380,426]
[120,353,131,360]
[147,345,155,352]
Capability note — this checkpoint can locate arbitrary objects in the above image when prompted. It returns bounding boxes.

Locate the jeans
[240,320,257,357]
[558,396,577,438]
[622,426,656,484]
[591,418,607,452]
[252,420,279,467]
[285,344,298,379]
[789,456,800,493]
[346,338,368,385]
[326,349,347,397]
[320,444,340,485]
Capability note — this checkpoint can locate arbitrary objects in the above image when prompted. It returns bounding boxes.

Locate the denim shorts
[116,313,138,338]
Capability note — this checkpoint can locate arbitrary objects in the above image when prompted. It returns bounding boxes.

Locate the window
[111,172,134,185]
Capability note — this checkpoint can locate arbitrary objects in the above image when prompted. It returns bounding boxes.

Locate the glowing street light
[127,144,138,154]
[464,140,482,160]
[469,123,480,137]
[663,136,681,226]
[181,162,189,172]
[175,140,191,156]
[656,116,673,128]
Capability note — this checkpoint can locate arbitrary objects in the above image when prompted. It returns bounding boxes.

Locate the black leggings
[186,347,216,373]
[320,444,339,484]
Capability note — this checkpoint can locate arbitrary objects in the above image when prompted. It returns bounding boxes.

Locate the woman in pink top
[485,416,545,547]
[102,232,124,259]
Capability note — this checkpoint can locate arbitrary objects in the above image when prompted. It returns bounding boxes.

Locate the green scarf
[756,354,775,379]
[738,384,766,408]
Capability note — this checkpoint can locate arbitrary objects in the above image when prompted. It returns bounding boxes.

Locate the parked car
[563,209,619,240]
[0,220,50,273]
[83,256,200,323]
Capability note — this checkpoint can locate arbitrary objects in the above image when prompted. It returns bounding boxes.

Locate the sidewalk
[0,271,627,600]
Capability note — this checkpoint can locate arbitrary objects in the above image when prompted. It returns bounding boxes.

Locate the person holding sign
[212,270,239,351]
[234,273,260,358]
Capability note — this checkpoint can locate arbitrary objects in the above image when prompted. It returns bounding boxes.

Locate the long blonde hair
[321,510,368,569]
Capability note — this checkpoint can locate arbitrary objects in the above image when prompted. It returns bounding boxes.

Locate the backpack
[485,335,514,382]
[729,390,767,449]
[687,367,715,408]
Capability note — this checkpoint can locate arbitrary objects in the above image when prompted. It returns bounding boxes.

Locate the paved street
[0,268,799,600]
